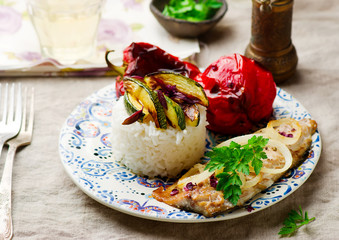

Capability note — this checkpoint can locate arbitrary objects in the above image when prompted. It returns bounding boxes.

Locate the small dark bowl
[150,0,228,38]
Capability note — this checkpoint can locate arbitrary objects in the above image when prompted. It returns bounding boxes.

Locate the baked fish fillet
[152,118,317,217]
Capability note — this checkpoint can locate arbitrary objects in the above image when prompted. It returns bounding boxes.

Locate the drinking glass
[27,0,105,65]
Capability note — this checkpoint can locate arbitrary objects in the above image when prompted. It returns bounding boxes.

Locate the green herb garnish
[205,135,269,205]
[279,206,316,237]
[162,0,223,22]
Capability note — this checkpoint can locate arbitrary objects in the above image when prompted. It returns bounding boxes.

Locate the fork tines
[0,83,22,126]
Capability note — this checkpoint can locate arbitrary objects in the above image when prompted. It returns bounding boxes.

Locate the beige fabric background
[1,0,338,239]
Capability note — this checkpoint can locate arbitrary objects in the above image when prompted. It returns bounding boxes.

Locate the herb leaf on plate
[205,135,269,205]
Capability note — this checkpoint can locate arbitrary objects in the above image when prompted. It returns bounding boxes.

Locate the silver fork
[0,87,34,240]
[0,83,22,158]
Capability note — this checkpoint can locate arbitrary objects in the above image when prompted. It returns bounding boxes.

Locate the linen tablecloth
[0,0,338,239]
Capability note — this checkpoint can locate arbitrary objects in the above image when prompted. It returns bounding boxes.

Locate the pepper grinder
[245,0,298,83]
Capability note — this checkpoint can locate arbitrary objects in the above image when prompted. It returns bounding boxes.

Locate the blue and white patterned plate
[59,84,321,223]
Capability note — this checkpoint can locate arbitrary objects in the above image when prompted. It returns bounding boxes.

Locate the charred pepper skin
[112,42,201,98]
[123,42,200,79]
[196,54,276,135]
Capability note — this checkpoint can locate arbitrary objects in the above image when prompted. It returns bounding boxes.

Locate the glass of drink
[27,0,105,65]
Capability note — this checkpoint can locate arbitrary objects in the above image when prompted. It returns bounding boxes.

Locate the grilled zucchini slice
[163,95,186,130]
[124,92,152,123]
[123,77,167,129]
[144,72,209,107]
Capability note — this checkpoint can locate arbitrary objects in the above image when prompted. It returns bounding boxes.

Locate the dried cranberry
[279,131,293,138]
[210,175,218,188]
[170,189,179,196]
[184,182,195,191]
[245,205,255,212]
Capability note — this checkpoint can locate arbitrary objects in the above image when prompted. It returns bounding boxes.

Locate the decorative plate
[59,84,321,223]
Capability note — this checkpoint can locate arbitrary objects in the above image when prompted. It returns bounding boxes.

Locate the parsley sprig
[205,135,269,205]
[279,206,316,237]
[163,0,223,22]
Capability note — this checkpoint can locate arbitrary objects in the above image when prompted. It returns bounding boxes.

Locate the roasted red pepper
[195,54,276,135]
[106,42,201,98]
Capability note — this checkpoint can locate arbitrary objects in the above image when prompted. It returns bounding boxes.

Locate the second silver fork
[0,87,34,240]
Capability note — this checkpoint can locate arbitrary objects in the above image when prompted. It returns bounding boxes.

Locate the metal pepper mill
[245,0,298,83]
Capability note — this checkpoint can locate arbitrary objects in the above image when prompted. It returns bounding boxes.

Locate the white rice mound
[111,97,207,178]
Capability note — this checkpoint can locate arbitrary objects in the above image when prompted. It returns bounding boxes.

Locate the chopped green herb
[279,206,315,237]
[162,0,223,22]
[205,135,269,205]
